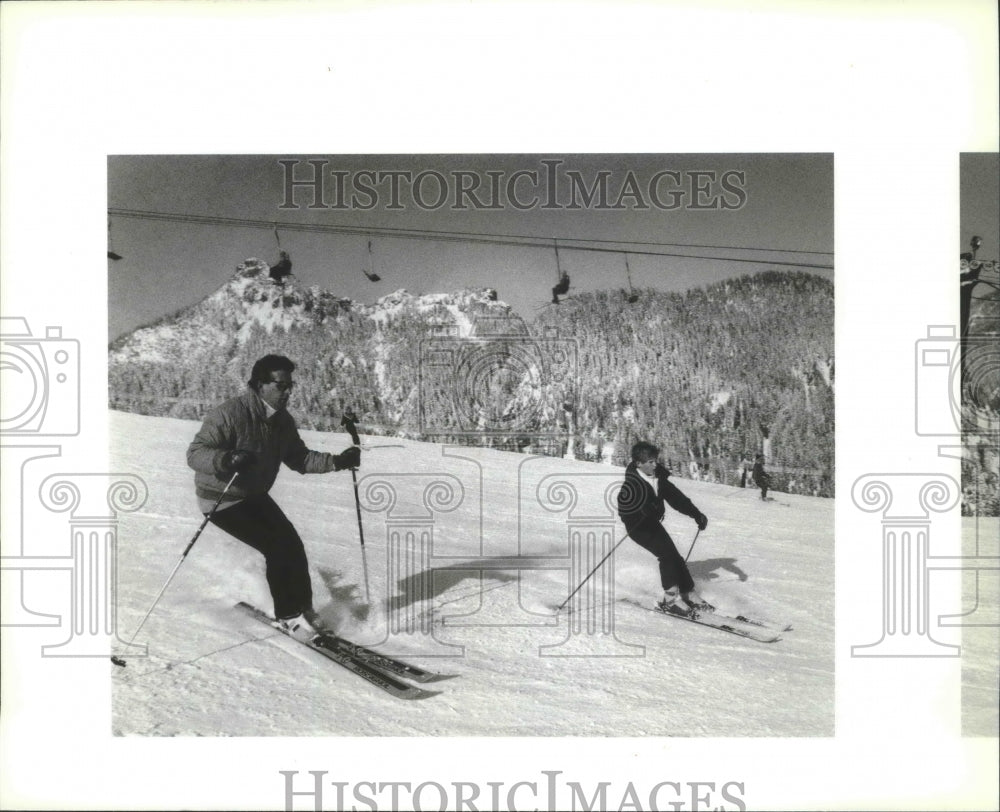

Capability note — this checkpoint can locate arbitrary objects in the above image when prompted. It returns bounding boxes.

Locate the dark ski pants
[207,493,312,620]
[628,525,695,593]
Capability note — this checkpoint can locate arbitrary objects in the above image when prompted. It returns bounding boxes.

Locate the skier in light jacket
[187,354,360,640]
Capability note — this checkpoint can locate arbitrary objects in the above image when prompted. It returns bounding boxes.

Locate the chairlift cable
[108,207,834,270]
[115,206,833,256]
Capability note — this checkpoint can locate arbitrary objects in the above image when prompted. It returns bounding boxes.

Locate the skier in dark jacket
[752,453,771,500]
[187,354,360,641]
[617,441,710,617]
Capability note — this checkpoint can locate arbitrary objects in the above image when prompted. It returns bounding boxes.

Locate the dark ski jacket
[752,460,771,486]
[187,388,339,506]
[617,462,704,539]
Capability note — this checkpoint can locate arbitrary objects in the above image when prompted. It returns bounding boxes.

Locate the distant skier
[186,354,361,641]
[752,453,771,501]
[617,441,710,617]
[341,407,361,446]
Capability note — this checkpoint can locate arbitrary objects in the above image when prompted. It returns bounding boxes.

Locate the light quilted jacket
[187,388,339,506]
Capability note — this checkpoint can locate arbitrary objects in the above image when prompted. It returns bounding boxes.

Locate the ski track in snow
[111,410,839,737]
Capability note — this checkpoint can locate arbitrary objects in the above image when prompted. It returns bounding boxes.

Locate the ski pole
[350,468,371,603]
[112,471,239,667]
[556,533,629,613]
[683,529,701,562]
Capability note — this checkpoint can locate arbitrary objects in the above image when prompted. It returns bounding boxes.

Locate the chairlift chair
[624,253,639,303]
[268,225,294,282]
[550,240,570,303]
[269,250,292,282]
[107,219,122,260]
[363,239,381,282]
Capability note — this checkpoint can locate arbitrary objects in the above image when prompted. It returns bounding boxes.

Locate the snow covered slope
[111,410,835,737]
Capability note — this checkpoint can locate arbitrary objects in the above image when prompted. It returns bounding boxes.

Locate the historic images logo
[914,325,1000,438]
[277,158,749,213]
[1,316,145,658]
[0,316,80,436]
[279,769,748,812]
[852,321,999,658]
[331,312,643,657]
[418,313,576,441]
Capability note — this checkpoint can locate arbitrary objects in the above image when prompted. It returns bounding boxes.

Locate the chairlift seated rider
[551,271,570,304]
[269,250,292,283]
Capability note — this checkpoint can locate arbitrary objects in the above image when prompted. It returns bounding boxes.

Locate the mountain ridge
[109,258,835,496]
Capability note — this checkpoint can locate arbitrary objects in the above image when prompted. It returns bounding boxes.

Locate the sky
[107,153,834,340]
[960,152,1000,255]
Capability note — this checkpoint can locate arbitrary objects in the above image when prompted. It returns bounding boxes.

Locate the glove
[221,449,257,474]
[333,445,361,471]
[694,511,708,531]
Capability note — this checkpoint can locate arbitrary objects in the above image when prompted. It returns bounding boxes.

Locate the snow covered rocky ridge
[108,259,519,435]
[108,258,499,365]
[109,259,836,496]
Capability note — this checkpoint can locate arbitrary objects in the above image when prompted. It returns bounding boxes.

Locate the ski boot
[656,590,698,618]
[683,590,715,613]
[276,613,323,643]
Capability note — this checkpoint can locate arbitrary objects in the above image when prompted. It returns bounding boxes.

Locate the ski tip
[420,673,460,683]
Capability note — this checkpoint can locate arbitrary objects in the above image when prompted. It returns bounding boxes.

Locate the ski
[691,607,792,633]
[730,613,793,632]
[236,602,442,700]
[654,606,782,643]
[623,600,782,643]
[761,497,791,507]
[692,603,793,632]
[321,635,457,684]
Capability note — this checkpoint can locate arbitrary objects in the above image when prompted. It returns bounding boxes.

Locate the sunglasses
[265,379,295,392]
